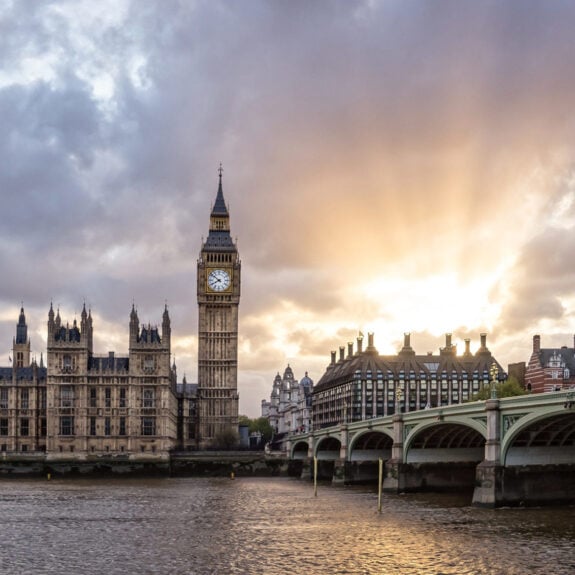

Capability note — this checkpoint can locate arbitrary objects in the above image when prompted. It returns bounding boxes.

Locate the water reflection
[0,477,573,575]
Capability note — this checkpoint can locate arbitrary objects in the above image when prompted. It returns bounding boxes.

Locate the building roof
[176,382,198,397]
[203,170,237,252]
[314,334,503,394]
[0,366,47,381]
[88,355,130,371]
[203,230,236,251]
[538,347,575,371]
[299,372,313,388]
[212,170,229,216]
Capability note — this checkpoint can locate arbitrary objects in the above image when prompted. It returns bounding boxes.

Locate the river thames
[0,477,573,575]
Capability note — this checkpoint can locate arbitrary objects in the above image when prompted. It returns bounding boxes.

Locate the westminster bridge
[287,391,575,507]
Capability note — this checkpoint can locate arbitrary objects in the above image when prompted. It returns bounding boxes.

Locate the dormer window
[548,351,563,368]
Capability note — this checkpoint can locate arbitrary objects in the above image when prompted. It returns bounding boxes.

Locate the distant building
[45,303,178,460]
[525,335,575,393]
[0,307,47,453]
[312,332,504,429]
[0,171,243,457]
[262,365,313,447]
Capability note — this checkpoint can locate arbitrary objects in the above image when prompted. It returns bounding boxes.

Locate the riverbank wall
[0,452,292,478]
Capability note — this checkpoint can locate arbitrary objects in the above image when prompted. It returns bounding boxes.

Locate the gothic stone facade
[44,303,178,461]
[195,170,241,448]
[1,173,242,457]
[0,308,47,454]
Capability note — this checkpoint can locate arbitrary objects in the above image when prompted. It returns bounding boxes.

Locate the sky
[2,1,575,417]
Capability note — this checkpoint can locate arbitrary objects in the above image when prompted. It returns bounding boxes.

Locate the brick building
[525,335,575,393]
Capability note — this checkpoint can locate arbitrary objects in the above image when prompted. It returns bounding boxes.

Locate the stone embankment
[0,452,293,478]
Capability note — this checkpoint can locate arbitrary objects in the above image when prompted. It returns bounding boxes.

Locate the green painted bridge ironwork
[287,391,575,507]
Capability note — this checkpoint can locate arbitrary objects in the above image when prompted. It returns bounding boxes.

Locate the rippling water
[0,477,573,575]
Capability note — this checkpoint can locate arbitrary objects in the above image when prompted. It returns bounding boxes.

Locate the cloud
[2,1,575,414]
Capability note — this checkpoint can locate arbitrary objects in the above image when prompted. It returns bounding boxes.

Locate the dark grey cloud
[3,1,575,413]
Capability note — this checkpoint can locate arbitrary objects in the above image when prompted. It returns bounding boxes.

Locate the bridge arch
[291,440,309,460]
[349,430,393,462]
[501,408,575,465]
[315,436,341,460]
[405,421,486,463]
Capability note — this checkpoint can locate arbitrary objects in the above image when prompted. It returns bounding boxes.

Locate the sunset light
[2,2,575,417]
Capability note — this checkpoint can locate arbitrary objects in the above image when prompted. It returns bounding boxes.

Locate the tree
[238,415,274,443]
[213,427,239,450]
[470,375,527,401]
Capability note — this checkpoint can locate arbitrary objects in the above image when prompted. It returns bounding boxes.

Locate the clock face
[208,269,231,292]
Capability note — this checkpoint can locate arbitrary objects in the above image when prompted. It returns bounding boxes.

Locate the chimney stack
[330,351,336,365]
[446,333,452,348]
[464,338,471,355]
[404,333,411,348]
[480,333,487,349]
[339,346,345,362]
[533,335,540,354]
[347,342,353,358]
[357,335,363,354]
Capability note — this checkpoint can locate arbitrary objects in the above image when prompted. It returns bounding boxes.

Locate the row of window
[313,378,488,426]
[0,388,47,410]
[59,416,157,436]
[0,418,47,436]
[60,386,156,408]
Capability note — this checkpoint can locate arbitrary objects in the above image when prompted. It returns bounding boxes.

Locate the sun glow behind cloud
[359,272,501,338]
[3,1,575,417]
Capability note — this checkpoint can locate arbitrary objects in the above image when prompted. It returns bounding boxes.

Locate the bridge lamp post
[489,363,498,400]
[396,387,404,413]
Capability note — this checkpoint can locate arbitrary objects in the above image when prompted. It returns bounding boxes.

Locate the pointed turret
[13,305,31,368]
[16,306,28,345]
[202,165,235,251]
[162,303,171,345]
[129,303,139,345]
[86,307,93,354]
[212,165,229,218]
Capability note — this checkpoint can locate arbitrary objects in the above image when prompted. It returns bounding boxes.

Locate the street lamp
[489,362,499,399]
[396,387,404,413]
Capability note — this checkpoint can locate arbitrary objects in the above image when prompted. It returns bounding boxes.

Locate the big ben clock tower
[197,166,241,447]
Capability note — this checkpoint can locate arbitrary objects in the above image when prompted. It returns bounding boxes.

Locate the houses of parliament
[0,173,241,460]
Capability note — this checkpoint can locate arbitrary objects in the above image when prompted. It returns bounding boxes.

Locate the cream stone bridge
[287,391,575,507]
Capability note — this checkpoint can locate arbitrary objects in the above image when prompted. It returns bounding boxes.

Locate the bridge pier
[472,398,502,507]
[299,459,312,480]
[332,460,347,484]
[345,461,381,484]
[382,413,404,492]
